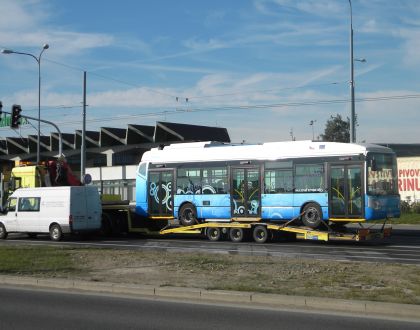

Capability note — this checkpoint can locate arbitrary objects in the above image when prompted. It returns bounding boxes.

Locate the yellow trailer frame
[159,220,392,243]
[99,205,392,243]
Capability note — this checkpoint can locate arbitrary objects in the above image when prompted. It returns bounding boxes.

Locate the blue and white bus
[135,141,400,229]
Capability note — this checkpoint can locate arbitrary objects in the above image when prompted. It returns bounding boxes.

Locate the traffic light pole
[1,110,63,158]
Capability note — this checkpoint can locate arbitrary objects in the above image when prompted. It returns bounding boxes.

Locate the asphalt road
[1,226,420,265]
[0,286,418,330]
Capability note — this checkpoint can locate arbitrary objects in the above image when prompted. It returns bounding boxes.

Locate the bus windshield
[367,152,398,196]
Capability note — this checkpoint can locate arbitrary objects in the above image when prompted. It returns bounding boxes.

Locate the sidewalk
[1,275,420,322]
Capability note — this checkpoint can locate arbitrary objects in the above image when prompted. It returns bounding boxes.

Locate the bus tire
[253,225,269,244]
[49,224,63,241]
[229,227,244,243]
[179,203,197,226]
[206,227,221,241]
[302,203,322,228]
[0,223,8,239]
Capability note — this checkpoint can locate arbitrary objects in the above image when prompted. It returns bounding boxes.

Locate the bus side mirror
[370,159,377,171]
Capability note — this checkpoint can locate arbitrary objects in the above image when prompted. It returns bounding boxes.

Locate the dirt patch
[68,248,420,304]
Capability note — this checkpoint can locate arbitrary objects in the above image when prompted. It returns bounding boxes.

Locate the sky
[0,0,420,144]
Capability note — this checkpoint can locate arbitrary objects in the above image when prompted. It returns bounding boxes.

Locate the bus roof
[141,140,394,164]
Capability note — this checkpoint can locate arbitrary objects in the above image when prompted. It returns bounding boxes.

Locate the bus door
[148,169,174,218]
[231,167,261,218]
[328,164,364,219]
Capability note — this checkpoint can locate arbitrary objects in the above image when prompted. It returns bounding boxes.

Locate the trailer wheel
[179,203,197,226]
[206,227,221,241]
[101,213,113,236]
[302,203,322,228]
[229,227,244,243]
[0,223,8,239]
[49,224,63,241]
[253,225,269,244]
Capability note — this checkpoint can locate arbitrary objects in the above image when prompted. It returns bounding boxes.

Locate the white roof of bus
[140,140,393,164]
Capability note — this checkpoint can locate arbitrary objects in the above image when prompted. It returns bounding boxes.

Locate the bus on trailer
[134,141,400,230]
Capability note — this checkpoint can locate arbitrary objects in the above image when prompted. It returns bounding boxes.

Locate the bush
[411,202,420,214]
[400,200,412,214]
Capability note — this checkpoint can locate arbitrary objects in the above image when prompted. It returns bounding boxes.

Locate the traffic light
[0,101,3,115]
[11,104,22,128]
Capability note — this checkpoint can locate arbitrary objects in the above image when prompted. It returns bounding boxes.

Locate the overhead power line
[2,92,418,132]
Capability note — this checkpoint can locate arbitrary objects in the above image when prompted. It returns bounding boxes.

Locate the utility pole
[81,71,87,182]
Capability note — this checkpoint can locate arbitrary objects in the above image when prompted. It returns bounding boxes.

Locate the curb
[1,275,420,320]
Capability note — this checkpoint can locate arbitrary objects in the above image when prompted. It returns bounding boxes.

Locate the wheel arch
[49,222,61,230]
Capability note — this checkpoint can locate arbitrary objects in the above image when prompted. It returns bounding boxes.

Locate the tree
[320,114,351,143]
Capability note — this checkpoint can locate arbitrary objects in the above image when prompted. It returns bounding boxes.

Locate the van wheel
[0,223,8,239]
[50,224,63,241]
[302,203,322,228]
[179,203,197,226]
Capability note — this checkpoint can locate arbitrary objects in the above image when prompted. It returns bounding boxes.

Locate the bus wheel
[49,224,63,241]
[0,223,8,239]
[229,228,244,243]
[253,225,269,244]
[206,227,221,241]
[302,203,322,228]
[179,203,197,226]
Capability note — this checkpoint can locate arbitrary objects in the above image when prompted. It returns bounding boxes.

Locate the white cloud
[183,38,227,51]
[396,29,420,66]
[0,0,46,31]
[0,0,114,57]
[254,0,344,18]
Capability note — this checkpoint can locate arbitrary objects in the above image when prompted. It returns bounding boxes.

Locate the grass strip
[1,246,420,305]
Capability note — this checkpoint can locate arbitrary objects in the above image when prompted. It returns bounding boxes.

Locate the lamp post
[348,0,356,143]
[309,120,316,141]
[1,44,49,164]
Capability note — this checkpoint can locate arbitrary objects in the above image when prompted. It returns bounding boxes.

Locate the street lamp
[1,43,49,164]
[309,120,316,141]
[348,0,356,143]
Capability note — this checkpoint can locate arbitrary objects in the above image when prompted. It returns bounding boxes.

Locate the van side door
[17,197,41,233]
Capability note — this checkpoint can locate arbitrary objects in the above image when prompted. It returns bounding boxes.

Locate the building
[0,121,230,202]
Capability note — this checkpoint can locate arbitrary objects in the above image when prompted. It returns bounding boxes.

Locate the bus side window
[264,170,293,193]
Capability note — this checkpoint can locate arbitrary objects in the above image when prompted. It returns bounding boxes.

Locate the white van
[0,186,102,241]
